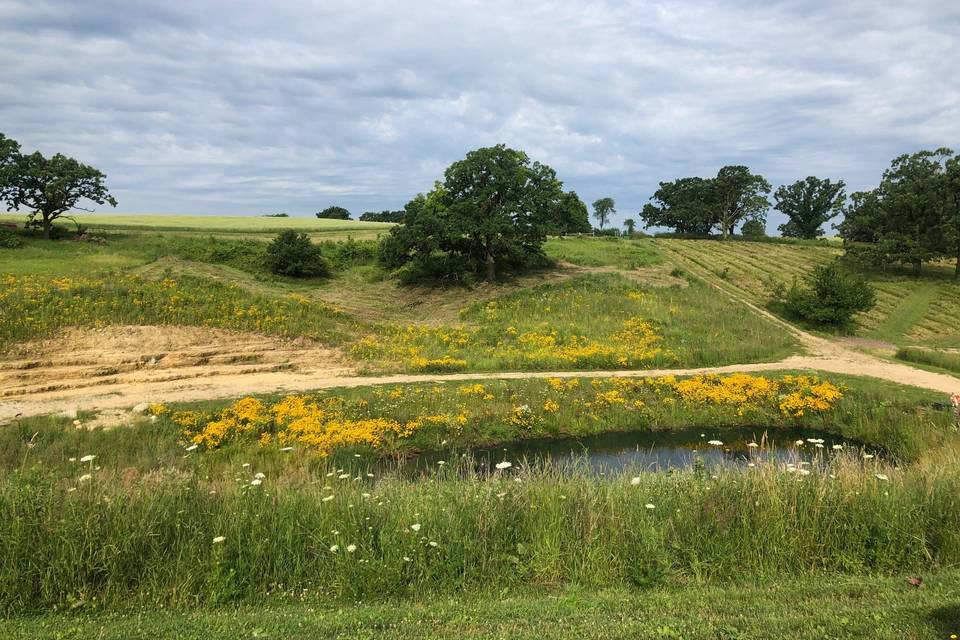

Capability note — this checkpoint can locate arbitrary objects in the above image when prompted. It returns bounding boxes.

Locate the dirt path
[2,260,958,424]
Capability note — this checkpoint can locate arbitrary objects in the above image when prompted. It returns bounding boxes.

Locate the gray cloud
[1,0,958,230]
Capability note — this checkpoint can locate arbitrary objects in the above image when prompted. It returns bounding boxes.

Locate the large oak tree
[775,176,846,239]
[2,136,117,239]
[380,145,564,282]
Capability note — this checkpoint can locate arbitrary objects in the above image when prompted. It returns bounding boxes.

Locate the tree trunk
[42,215,51,240]
[955,242,959,280]
[484,245,496,282]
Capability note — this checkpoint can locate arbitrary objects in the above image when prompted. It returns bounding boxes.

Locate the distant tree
[838,149,953,274]
[623,218,636,236]
[550,191,591,235]
[740,218,766,239]
[781,263,876,327]
[775,177,846,239]
[640,177,716,235]
[592,197,615,230]
[265,230,329,277]
[359,210,405,223]
[835,190,882,244]
[262,212,289,217]
[946,156,960,279]
[316,206,352,220]
[4,148,117,239]
[0,133,20,205]
[379,144,564,282]
[713,165,771,239]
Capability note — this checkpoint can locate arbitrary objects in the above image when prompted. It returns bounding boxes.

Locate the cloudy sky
[1,0,958,230]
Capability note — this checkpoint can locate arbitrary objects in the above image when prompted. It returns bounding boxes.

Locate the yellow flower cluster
[599,373,843,418]
[409,355,468,372]
[175,394,430,456]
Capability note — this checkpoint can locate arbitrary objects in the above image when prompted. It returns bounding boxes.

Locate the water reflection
[393,427,874,476]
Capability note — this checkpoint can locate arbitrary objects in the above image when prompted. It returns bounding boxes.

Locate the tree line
[639,151,960,278]
[3,129,957,282]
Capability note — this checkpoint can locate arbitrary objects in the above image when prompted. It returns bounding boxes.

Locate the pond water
[388,426,876,476]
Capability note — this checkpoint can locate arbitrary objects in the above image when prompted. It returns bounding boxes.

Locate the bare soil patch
[0,325,352,421]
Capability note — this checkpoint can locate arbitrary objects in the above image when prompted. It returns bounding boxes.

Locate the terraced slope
[657,239,960,347]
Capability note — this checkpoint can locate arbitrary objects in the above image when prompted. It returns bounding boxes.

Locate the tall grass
[354,274,799,372]
[896,347,960,375]
[2,454,959,614]
[0,272,351,349]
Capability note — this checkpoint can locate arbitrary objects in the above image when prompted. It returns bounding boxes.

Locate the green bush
[265,230,329,278]
[0,226,22,248]
[740,219,766,239]
[782,263,876,326]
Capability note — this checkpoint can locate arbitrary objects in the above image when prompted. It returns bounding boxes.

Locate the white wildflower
[875,473,889,481]
[346,544,357,553]
[410,523,422,532]
[80,455,96,463]
[329,545,339,553]
[212,536,226,544]
[185,444,198,452]
[495,461,512,470]
[645,503,655,509]
[78,474,92,482]
[707,440,723,446]
[630,476,641,486]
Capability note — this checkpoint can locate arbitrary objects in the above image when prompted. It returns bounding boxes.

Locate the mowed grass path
[7,574,960,639]
[658,238,960,347]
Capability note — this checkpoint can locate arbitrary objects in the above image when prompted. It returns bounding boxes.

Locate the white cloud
[0,0,957,227]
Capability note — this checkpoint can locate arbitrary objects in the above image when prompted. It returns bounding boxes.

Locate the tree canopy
[378,144,565,282]
[359,210,405,223]
[316,206,352,220]
[592,197,615,230]
[550,191,591,235]
[775,176,846,239]
[1,134,117,239]
[639,166,769,238]
[837,148,956,275]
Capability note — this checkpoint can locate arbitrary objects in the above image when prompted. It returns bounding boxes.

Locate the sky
[1,0,958,231]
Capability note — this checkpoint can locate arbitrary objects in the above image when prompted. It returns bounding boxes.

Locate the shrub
[0,226,22,248]
[781,263,876,326]
[265,230,329,278]
[740,219,766,239]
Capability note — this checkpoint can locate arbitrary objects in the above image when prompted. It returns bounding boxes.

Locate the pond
[385,426,877,476]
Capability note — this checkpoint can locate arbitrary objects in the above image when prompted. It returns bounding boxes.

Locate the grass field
[3,389,959,614]
[5,574,959,639]
[0,228,798,371]
[544,235,662,269]
[657,238,960,347]
[3,216,960,637]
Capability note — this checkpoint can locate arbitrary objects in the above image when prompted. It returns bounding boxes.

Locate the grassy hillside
[658,238,960,347]
[0,226,798,370]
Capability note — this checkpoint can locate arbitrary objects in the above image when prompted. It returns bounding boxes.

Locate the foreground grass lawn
[6,573,959,639]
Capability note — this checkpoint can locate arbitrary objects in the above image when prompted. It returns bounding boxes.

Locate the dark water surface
[388,426,874,476]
